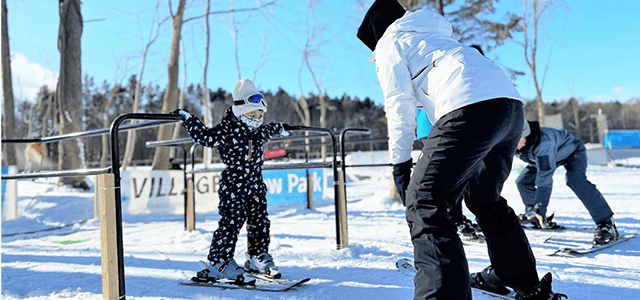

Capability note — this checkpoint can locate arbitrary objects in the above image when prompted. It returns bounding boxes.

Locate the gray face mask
[240,114,263,129]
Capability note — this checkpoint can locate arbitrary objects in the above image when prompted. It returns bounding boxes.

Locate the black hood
[357,0,406,51]
[521,121,541,151]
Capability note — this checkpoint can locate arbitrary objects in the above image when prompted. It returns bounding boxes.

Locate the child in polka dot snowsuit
[174,78,290,282]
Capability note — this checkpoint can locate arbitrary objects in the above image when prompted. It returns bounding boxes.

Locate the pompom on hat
[232,78,267,118]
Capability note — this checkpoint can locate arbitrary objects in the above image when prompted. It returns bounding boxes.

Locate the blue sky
[5,0,640,107]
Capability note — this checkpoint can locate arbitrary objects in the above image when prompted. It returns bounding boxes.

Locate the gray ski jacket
[516,122,584,188]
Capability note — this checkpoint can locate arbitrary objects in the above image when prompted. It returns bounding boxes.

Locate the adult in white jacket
[357,1,565,300]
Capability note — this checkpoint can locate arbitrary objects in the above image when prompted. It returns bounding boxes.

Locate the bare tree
[400,0,522,51]
[121,0,165,170]
[521,0,559,126]
[169,37,188,161]
[56,0,87,189]
[230,0,241,80]
[1,0,17,166]
[100,86,127,167]
[151,0,186,170]
[151,0,277,169]
[202,0,213,168]
[228,0,270,81]
[299,0,329,160]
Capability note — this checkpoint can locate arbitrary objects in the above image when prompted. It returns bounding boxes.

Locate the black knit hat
[357,0,406,51]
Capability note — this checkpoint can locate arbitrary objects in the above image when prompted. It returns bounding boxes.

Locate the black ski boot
[514,272,568,300]
[469,266,510,295]
[593,219,620,246]
[458,215,484,241]
[519,213,565,230]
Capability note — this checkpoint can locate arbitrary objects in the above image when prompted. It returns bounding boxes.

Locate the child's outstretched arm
[256,122,288,142]
[171,109,224,148]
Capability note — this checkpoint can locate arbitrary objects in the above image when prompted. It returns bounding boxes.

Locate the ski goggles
[233,93,267,107]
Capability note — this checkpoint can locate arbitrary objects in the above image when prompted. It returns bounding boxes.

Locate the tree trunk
[169,38,188,159]
[1,0,17,166]
[523,0,556,127]
[536,96,545,126]
[570,97,580,138]
[122,2,162,170]
[202,0,212,168]
[319,93,327,161]
[57,0,86,189]
[151,0,186,170]
[100,88,123,167]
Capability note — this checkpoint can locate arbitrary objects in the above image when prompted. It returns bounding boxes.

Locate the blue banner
[1,166,7,206]
[263,169,324,206]
[604,130,640,149]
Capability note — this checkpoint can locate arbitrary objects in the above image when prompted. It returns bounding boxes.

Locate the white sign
[121,170,220,215]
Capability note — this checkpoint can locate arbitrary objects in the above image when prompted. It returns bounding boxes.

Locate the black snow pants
[207,193,271,263]
[406,99,539,300]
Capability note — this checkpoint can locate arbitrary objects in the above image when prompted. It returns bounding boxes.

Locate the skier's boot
[244,252,281,279]
[469,266,510,295]
[513,272,567,300]
[593,219,620,246]
[519,212,565,229]
[194,260,246,283]
[457,215,484,241]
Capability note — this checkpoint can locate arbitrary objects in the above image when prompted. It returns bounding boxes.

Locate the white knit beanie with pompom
[231,78,267,118]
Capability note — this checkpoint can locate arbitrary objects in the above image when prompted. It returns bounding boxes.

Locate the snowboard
[546,234,637,256]
[396,258,518,300]
[178,276,311,292]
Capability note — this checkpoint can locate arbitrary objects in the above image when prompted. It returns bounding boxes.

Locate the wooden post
[98,173,120,300]
[306,170,313,209]
[336,170,348,249]
[2,166,18,220]
[94,175,98,219]
[389,169,401,202]
[186,180,195,231]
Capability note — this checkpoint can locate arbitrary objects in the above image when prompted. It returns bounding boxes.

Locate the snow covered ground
[2,157,640,299]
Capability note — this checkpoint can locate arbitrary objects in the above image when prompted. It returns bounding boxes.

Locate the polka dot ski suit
[181,108,284,263]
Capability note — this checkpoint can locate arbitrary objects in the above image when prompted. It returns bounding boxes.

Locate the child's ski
[178,276,310,292]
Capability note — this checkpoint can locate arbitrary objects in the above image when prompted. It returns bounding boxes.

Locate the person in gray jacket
[357,1,565,299]
[516,120,619,245]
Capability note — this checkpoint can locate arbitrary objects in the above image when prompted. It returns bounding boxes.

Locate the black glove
[170,109,192,120]
[281,123,292,131]
[392,158,413,206]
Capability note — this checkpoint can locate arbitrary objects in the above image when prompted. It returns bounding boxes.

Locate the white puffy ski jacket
[373,9,524,164]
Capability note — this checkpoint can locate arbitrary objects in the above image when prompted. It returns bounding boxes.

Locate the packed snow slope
[2,158,640,299]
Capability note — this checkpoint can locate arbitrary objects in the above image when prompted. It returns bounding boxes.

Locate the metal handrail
[109,113,183,299]
[2,119,176,144]
[1,167,111,180]
[339,128,371,202]
[1,119,178,181]
[144,139,190,230]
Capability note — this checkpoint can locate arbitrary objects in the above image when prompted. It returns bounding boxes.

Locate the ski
[547,234,637,256]
[523,226,566,231]
[460,233,486,244]
[396,258,518,300]
[178,276,310,292]
[244,270,282,282]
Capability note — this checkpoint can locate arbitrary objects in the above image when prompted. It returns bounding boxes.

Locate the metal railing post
[110,113,183,300]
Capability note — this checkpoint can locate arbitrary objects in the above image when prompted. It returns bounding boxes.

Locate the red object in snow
[264,148,287,159]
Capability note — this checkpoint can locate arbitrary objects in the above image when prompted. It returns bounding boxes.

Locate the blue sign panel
[262,169,324,206]
[604,130,640,149]
[1,166,7,206]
